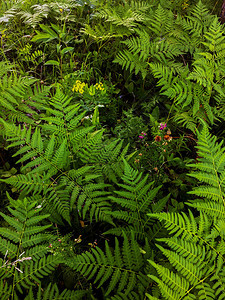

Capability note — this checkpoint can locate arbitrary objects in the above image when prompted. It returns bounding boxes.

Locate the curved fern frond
[147,208,224,299]
[104,159,164,238]
[66,232,149,298]
[0,63,37,125]
[79,138,131,182]
[189,18,225,92]
[40,88,94,149]
[1,100,117,224]
[0,121,68,177]
[0,197,60,299]
[188,125,225,216]
[147,126,225,299]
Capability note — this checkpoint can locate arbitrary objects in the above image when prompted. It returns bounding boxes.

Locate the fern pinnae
[0,198,61,299]
[24,282,87,300]
[188,125,225,209]
[65,232,148,298]
[148,260,189,299]
[106,160,163,238]
[158,237,207,265]
[147,127,225,299]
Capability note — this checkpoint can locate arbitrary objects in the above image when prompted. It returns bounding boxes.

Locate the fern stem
[166,97,177,123]
[211,0,220,14]
[212,155,225,209]
[178,269,216,300]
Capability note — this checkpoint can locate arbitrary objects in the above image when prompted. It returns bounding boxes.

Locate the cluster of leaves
[1,0,225,299]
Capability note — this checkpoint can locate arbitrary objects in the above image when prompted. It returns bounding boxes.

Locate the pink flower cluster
[139,132,147,139]
[159,123,167,130]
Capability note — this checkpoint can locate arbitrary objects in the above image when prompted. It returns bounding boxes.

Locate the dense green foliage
[1,0,225,299]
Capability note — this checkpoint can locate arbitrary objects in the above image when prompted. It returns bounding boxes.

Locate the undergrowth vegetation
[0,0,225,299]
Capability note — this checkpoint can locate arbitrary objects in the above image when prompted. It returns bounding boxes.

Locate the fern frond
[105,160,163,238]
[147,125,225,299]
[174,112,197,133]
[0,122,68,177]
[0,64,36,123]
[18,4,51,28]
[79,138,130,182]
[0,173,49,195]
[148,260,190,300]
[148,4,167,36]
[114,50,148,78]
[108,291,141,300]
[66,233,148,297]
[1,87,122,224]
[0,197,60,299]
[211,269,225,300]
[188,18,225,95]
[148,209,209,241]
[24,282,87,300]
[40,88,95,150]
[188,125,225,213]
[0,280,12,300]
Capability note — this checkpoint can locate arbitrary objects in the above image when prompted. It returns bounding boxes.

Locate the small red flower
[155,135,161,142]
[164,135,172,141]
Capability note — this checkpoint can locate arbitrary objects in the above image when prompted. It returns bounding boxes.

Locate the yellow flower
[72,80,87,94]
[95,82,105,91]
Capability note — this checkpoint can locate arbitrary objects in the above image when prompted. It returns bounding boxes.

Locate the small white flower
[19,251,25,258]
[4,250,8,260]
[83,115,93,120]
[15,266,23,273]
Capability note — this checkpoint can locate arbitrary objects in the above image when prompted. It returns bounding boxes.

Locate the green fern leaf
[65,233,148,297]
